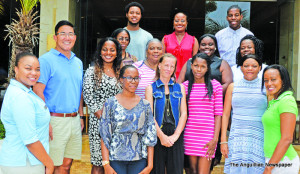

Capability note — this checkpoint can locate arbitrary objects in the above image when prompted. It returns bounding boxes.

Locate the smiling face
[199,36,216,57]
[14,56,40,88]
[126,6,142,26]
[101,40,117,63]
[227,8,243,30]
[121,67,140,93]
[240,39,255,57]
[54,25,76,54]
[264,69,283,98]
[146,41,163,63]
[158,56,177,79]
[191,57,208,83]
[173,13,187,32]
[116,31,130,51]
[241,58,261,81]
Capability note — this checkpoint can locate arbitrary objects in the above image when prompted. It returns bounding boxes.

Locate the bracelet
[220,142,228,144]
[80,116,85,119]
[102,160,109,166]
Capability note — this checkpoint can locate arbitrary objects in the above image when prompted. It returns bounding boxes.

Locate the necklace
[144,59,156,71]
[166,95,170,116]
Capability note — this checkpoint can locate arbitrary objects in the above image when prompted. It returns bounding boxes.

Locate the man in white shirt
[215,5,253,67]
[124,2,153,61]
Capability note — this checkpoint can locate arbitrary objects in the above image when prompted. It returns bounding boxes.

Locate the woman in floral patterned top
[100,65,157,174]
[83,37,122,174]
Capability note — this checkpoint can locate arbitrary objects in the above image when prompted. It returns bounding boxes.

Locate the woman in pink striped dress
[182,53,223,174]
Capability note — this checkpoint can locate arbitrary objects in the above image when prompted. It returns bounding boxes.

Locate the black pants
[151,124,184,174]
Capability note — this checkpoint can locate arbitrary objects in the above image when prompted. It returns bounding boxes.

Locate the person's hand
[94,109,103,119]
[80,118,84,131]
[221,143,229,158]
[203,138,218,160]
[45,163,54,174]
[104,164,117,174]
[159,133,173,147]
[263,167,272,174]
[138,165,152,174]
[168,133,179,144]
[49,123,53,141]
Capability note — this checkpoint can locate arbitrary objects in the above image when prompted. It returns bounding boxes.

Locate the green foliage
[0,120,5,140]
[0,0,4,15]
[205,4,251,35]
[205,17,228,35]
[205,1,217,15]
[18,0,40,14]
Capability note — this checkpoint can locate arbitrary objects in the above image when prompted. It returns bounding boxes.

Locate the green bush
[0,120,5,139]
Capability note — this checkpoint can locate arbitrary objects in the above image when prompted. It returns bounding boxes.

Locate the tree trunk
[8,45,33,82]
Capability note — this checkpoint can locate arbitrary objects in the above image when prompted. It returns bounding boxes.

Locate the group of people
[0,1,299,174]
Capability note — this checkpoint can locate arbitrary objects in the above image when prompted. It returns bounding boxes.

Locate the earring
[215,48,217,51]
[173,26,174,30]
[186,26,188,31]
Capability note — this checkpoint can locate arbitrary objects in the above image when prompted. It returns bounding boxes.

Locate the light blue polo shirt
[0,79,50,166]
[38,48,83,113]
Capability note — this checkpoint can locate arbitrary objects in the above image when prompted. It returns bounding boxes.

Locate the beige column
[293,0,300,100]
[39,0,77,56]
[278,1,300,100]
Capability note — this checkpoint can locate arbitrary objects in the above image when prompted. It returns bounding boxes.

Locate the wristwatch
[80,116,85,119]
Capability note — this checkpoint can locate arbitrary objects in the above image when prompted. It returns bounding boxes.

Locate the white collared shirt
[215,26,253,67]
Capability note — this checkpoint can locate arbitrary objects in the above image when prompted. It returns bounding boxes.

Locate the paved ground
[71,135,300,174]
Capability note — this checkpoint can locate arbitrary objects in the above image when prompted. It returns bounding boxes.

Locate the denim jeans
[110,158,147,174]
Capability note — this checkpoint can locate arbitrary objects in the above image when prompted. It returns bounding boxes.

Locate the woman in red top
[162,12,199,78]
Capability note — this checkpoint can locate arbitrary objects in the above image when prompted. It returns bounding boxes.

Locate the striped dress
[224,78,267,174]
[183,79,223,157]
[133,61,156,98]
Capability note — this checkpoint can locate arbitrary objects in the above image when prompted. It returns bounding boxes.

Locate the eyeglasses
[117,37,129,42]
[122,76,141,82]
[56,32,76,37]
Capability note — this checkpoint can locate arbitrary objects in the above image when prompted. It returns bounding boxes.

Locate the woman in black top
[178,34,232,94]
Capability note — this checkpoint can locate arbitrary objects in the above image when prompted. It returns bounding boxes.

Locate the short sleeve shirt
[133,61,156,99]
[125,28,153,61]
[99,97,157,161]
[38,49,83,113]
[215,26,253,67]
[0,79,50,166]
[262,91,298,160]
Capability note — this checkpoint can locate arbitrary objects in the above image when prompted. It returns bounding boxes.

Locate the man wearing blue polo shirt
[33,20,84,174]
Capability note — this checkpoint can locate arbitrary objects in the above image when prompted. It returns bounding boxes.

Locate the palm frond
[18,0,40,14]
[5,7,40,80]
[0,0,4,15]
[205,17,227,34]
